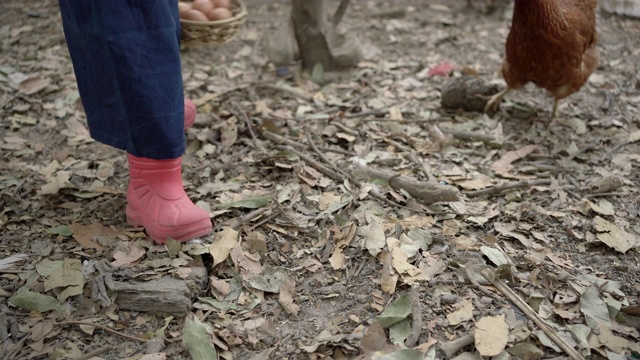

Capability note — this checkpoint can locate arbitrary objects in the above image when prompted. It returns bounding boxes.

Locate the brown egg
[212,0,231,9]
[177,2,191,14]
[207,7,233,21]
[181,9,209,21]
[191,0,215,15]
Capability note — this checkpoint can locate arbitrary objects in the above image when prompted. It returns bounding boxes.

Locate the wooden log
[108,265,208,316]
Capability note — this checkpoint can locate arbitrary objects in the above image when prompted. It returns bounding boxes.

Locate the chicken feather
[485,0,598,122]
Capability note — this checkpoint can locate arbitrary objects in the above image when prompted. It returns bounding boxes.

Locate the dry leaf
[593,216,638,253]
[318,192,341,211]
[40,171,75,195]
[598,323,640,353]
[68,223,118,251]
[380,250,399,294]
[494,222,532,247]
[220,117,238,148]
[111,242,146,267]
[329,248,346,270]
[475,314,509,356]
[359,321,391,353]
[364,215,386,256]
[209,276,231,298]
[18,75,50,95]
[491,145,537,177]
[447,299,473,325]
[209,227,239,267]
[278,276,300,315]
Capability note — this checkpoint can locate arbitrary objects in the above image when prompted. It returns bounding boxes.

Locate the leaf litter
[1,0,640,359]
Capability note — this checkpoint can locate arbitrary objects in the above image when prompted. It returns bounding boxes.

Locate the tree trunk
[291,0,334,71]
[290,0,362,72]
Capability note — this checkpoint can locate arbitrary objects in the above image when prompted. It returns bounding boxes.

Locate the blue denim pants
[59,0,185,159]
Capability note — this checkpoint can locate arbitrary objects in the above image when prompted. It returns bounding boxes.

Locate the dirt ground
[1,0,640,359]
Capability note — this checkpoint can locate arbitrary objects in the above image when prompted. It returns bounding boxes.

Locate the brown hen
[485,0,599,123]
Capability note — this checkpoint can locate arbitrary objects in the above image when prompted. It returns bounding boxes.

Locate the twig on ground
[586,192,629,198]
[55,321,147,343]
[249,213,278,232]
[306,133,360,185]
[265,132,436,212]
[351,117,436,123]
[442,128,502,148]
[351,164,460,205]
[234,104,259,149]
[481,268,585,360]
[520,162,566,173]
[343,109,388,118]
[261,129,355,156]
[276,145,344,183]
[404,284,422,348]
[3,334,28,360]
[199,309,214,322]
[352,258,370,278]
[427,124,453,149]
[566,143,596,161]
[407,152,438,183]
[332,121,359,136]
[75,345,114,360]
[602,141,635,162]
[465,179,553,198]
[383,137,413,152]
[256,83,313,102]
[463,264,502,303]
[438,334,474,359]
[228,207,270,230]
[564,187,583,200]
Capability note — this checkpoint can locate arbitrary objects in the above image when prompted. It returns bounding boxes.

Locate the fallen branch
[463,263,501,302]
[407,152,438,183]
[427,124,454,149]
[586,192,629,198]
[480,268,585,360]
[438,334,474,359]
[234,104,259,149]
[228,207,271,231]
[275,145,344,183]
[465,179,552,198]
[306,133,359,185]
[279,144,410,210]
[404,284,422,348]
[256,83,313,102]
[55,321,147,343]
[262,131,454,212]
[351,164,460,205]
[383,137,413,152]
[353,117,436,123]
[332,121,359,136]
[442,129,502,148]
[261,129,355,156]
[75,345,114,360]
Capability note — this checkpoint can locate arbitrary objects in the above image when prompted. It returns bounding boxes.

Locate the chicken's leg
[549,98,559,127]
[484,87,511,115]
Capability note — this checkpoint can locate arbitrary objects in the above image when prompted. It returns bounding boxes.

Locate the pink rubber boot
[184,98,196,129]
[126,154,212,244]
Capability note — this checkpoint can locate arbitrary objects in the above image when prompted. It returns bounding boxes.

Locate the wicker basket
[180,0,247,46]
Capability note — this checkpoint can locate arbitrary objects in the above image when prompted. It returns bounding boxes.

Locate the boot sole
[126,207,212,244]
